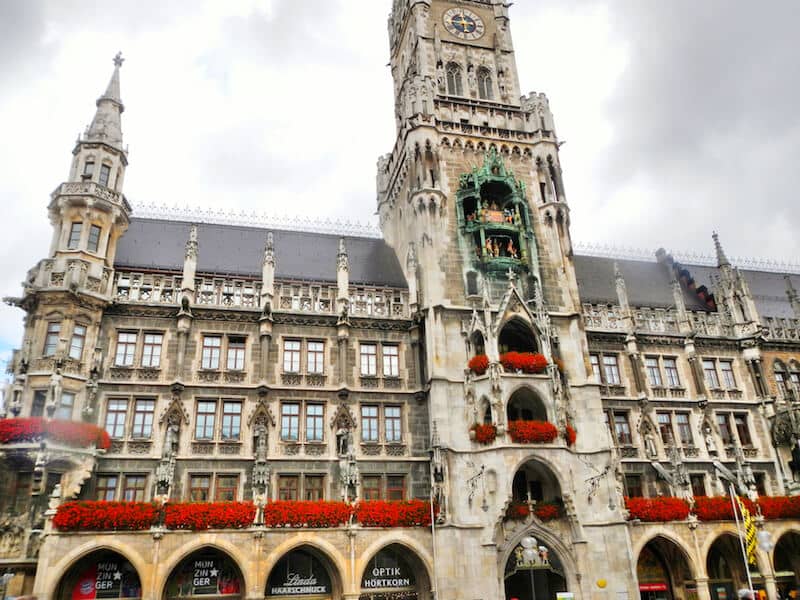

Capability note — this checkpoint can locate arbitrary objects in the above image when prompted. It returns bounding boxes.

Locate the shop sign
[639,583,668,592]
[191,560,219,595]
[269,572,329,596]
[72,561,141,599]
[362,566,413,590]
[556,593,575,600]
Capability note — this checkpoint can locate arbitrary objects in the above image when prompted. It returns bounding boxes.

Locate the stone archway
[55,549,142,600]
[499,318,538,354]
[507,387,547,423]
[266,545,342,599]
[637,536,696,600]
[163,547,244,599]
[359,543,433,600]
[707,534,750,600]
[773,531,800,597]
[503,532,569,600]
[511,458,562,505]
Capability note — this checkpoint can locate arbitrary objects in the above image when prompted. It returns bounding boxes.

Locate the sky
[1,0,799,370]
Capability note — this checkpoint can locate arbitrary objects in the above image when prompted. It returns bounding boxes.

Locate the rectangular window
[141,333,163,368]
[690,474,706,497]
[190,475,211,502]
[305,404,324,442]
[657,413,672,444]
[733,413,752,446]
[676,413,693,446]
[720,360,736,389]
[625,474,643,498]
[96,475,118,501]
[716,413,734,446]
[83,160,95,177]
[68,222,82,249]
[361,405,379,442]
[283,340,301,373]
[131,399,155,438]
[385,406,402,442]
[603,355,621,385]
[614,412,632,445]
[360,344,378,376]
[703,359,720,388]
[387,475,406,501]
[56,391,75,420]
[122,475,146,502]
[13,473,32,513]
[754,472,767,496]
[201,335,221,369]
[304,475,324,501]
[69,324,86,360]
[645,357,662,387]
[105,399,128,438]
[195,400,217,440]
[589,354,602,382]
[99,164,111,187]
[362,475,382,500]
[226,337,246,371]
[87,224,102,253]
[44,322,61,356]
[281,403,300,441]
[215,474,238,502]
[775,371,787,392]
[664,358,681,387]
[221,401,242,440]
[115,332,137,366]
[31,390,47,417]
[307,341,324,374]
[278,475,299,501]
[383,345,400,377]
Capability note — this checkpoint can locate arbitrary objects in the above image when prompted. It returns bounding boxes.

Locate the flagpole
[729,484,755,594]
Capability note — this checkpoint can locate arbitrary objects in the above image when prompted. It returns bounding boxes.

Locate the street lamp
[520,537,538,600]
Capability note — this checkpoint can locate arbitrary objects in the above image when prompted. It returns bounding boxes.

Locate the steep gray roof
[114,218,408,288]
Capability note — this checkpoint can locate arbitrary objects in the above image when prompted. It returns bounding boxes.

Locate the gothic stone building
[2,1,800,600]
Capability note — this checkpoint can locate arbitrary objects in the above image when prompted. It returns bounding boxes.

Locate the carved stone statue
[704,425,718,456]
[336,426,352,457]
[467,65,477,96]
[436,62,445,92]
[643,426,658,459]
[163,422,179,460]
[254,423,268,462]
[48,368,63,413]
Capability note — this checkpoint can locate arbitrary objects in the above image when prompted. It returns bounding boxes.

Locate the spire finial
[113,52,124,68]
[712,231,730,267]
[337,237,349,271]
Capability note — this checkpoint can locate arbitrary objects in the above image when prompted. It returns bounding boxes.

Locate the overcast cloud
[1,0,798,369]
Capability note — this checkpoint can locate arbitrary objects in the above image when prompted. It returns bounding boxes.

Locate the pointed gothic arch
[446,62,463,96]
[498,317,539,354]
[54,548,143,600]
[163,545,245,599]
[507,386,548,423]
[477,66,493,100]
[636,535,697,600]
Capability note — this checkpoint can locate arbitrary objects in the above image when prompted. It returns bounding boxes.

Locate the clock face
[443,7,486,41]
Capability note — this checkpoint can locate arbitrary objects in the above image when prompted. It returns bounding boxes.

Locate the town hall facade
[1,1,799,600]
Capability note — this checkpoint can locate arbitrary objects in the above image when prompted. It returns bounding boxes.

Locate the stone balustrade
[582,303,734,337]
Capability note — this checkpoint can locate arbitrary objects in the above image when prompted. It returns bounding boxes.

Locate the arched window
[477,67,492,100]
[446,62,463,96]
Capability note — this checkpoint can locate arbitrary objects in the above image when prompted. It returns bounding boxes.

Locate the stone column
[694,577,712,600]
[181,224,198,303]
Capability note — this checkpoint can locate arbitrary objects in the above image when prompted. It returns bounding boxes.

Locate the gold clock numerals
[443,7,485,41]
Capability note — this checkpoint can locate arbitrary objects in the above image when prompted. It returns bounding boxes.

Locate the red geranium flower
[508,420,558,443]
[499,352,548,374]
[565,425,577,446]
[54,501,157,531]
[625,497,690,522]
[0,418,110,450]
[471,423,497,444]
[468,354,489,375]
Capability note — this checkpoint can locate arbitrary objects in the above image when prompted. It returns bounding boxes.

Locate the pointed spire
[786,276,800,318]
[712,231,730,268]
[337,237,349,272]
[86,52,125,151]
[264,232,275,267]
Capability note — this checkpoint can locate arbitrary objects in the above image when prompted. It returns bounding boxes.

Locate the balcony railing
[582,303,734,337]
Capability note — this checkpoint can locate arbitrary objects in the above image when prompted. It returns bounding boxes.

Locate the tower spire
[85,52,125,151]
[712,231,730,268]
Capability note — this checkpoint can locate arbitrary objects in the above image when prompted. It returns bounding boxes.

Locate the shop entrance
[163,548,244,599]
[359,544,432,600]
[504,534,568,600]
[55,550,142,600]
[637,538,697,600]
[266,546,339,600]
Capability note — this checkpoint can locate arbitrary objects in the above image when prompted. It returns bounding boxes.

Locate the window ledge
[197,370,221,383]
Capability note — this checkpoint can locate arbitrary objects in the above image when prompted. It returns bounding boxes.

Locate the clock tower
[378,2,637,599]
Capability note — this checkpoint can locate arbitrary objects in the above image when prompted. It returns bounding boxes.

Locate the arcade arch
[498,318,538,354]
[266,545,342,600]
[503,529,570,600]
[163,547,244,599]
[359,543,433,600]
[636,536,696,600]
[507,386,547,423]
[773,531,800,596]
[55,549,142,600]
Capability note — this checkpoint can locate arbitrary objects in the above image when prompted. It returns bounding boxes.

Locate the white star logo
[210,568,219,577]
[113,571,122,580]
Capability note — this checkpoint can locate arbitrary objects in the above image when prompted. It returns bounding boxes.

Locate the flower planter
[499,352,548,374]
[508,420,558,443]
[467,354,489,375]
[0,417,111,450]
[470,423,497,444]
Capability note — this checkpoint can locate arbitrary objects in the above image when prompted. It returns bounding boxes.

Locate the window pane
[703,359,720,388]
[56,391,75,420]
[115,332,137,366]
[360,344,377,376]
[227,337,246,371]
[69,324,86,360]
[625,474,643,498]
[307,341,324,374]
[283,340,301,373]
[87,225,102,253]
[361,406,379,441]
[195,400,217,440]
[676,413,693,446]
[221,401,242,440]
[657,413,672,444]
[664,358,681,387]
[122,475,146,502]
[201,336,221,370]
[31,390,47,417]
[720,361,736,389]
[690,474,706,497]
[603,355,621,385]
[645,357,662,387]
[132,399,155,438]
[387,475,405,501]
[734,414,752,446]
[304,475,324,501]
[44,322,61,356]
[141,333,163,368]
[589,354,602,382]
[306,404,324,442]
[99,164,111,187]
[716,413,733,445]
[83,160,95,176]
[105,399,128,438]
[383,345,399,377]
[190,475,211,502]
[68,222,82,249]
[385,406,402,442]
[215,475,238,501]
[614,412,631,445]
[96,475,118,501]
[278,476,298,501]
[362,475,382,500]
[281,403,300,441]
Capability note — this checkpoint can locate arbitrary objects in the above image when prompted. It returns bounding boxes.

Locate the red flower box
[625,497,690,522]
[506,501,561,521]
[262,501,352,528]
[355,500,434,527]
[565,425,577,446]
[693,496,756,521]
[165,502,256,530]
[53,501,157,531]
[0,418,110,450]
[471,423,497,444]
[758,496,800,519]
[508,420,558,443]
[499,352,548,374]
[468,354,489,375]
